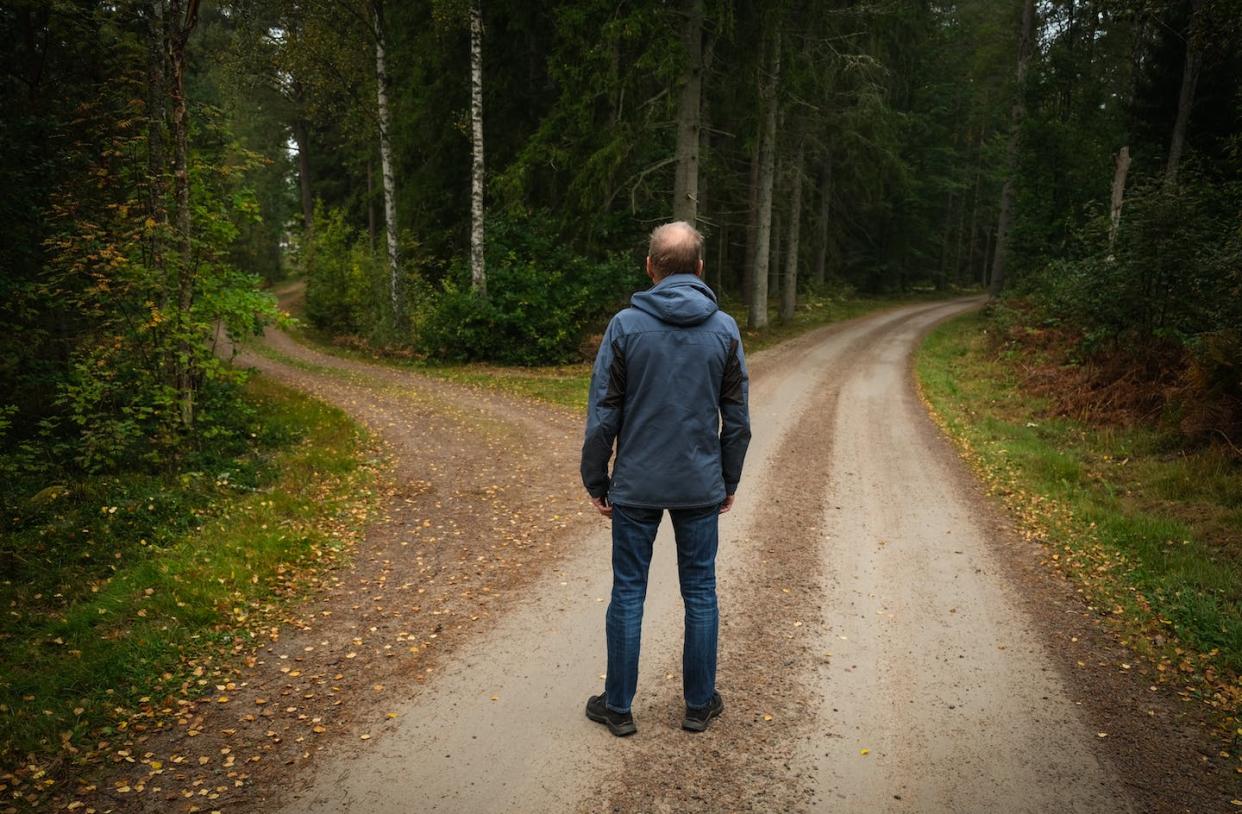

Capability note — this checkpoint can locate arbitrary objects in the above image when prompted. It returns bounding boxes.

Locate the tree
[988,0,1035,297]
[672,0,704,224]
[780,138,804,323]
[1165,0,1203,187]
[749,26,780,330]
[469,0,486,293]
[169,0,203,428]
[373,0,401,319]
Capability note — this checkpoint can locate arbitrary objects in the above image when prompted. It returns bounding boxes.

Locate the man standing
[581,221,752,736]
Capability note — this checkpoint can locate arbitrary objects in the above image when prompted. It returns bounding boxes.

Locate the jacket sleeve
[580,316,627,498]
[719,328,752,495]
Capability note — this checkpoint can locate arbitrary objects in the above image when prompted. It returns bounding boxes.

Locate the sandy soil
[71,297,1240,813]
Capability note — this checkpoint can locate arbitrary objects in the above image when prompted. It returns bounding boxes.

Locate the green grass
[917,311,1242,696]
[0,377,379,761]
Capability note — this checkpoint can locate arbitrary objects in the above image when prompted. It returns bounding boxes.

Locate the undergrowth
[917,310,1242,731]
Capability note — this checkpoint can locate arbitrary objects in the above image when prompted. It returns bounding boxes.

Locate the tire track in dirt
[588,301,982,813]
[263,301,971,813]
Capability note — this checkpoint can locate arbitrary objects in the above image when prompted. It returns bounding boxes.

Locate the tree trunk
[988,0,1035,298]
[770,208,780,299]
[983,215,995,288]
[938,191,954,290]
[742,137,759,308]
[146,0,167,305]
[469,0,486,294]
[1108,145,1131,252]
[748,29,780,330]
[780,141,804,323]
[373,0,401,320]
[1165,0,1203,187]
[168,0,200,429]
[812,161,831,286]
[292,117,314,235]
[967,143,982,283]
[367,157,376,254]
[672,0,703,224]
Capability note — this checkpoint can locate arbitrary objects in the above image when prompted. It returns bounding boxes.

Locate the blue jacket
[580,273,751,509]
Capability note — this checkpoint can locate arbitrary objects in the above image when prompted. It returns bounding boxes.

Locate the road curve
[272,298,1133,813]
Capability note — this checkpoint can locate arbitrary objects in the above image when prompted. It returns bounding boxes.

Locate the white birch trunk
[373,1,401,318]
[1108,145,1131,253]
[469,0,486,294]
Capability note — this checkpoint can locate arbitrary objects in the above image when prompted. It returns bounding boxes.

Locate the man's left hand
[590,495,612,518]
[719,494,735,514]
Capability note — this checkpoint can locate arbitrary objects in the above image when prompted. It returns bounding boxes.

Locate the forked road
[273,298,1133,813]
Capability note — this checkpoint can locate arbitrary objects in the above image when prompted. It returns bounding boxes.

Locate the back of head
[648,221,704,280]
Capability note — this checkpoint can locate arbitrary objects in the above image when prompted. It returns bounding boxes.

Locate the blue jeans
[605,503,720,713]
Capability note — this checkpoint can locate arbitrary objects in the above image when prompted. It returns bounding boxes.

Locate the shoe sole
[586,704,637,737]
[681,702,724,732]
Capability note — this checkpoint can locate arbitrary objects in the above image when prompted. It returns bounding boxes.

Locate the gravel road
[267,298,1165,814]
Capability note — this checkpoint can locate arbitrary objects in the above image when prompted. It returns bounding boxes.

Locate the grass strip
[916,310,1242,724]
[0,377,380,765]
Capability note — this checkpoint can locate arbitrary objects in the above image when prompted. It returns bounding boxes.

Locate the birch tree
[469,0,486,293]
[372,0,401,319]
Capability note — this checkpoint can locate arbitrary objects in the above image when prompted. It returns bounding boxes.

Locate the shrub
[416,213,644,364]
[1004,170,1242,446]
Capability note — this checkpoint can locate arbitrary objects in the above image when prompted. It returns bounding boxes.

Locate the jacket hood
[630,274,719,326]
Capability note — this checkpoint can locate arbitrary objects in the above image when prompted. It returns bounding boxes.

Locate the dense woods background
[2,0,1240,482]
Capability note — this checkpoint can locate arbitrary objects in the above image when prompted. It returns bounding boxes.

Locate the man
[581,221,751,737]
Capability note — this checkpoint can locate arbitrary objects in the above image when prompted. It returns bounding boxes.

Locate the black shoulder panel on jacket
[601,339,627,409]
[721,338,744,405]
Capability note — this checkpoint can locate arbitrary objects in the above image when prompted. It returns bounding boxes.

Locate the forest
[3,0,1240,475]
[2,0,1242,803]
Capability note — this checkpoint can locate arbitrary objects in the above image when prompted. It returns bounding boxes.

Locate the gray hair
[648,221,704,279]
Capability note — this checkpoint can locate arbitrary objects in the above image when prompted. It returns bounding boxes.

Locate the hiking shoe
[585,694,637,737]
[682,692,724,732]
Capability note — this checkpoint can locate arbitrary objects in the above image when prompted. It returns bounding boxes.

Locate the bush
[416,212,644,364]
[1004,169,1242,445]
[302,204,420,347]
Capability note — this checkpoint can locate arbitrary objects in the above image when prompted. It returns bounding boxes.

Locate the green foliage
[416,212,644,364]
[39,108,279,472]
[1019,173,1242,347]
[303,204,370,333]
[0,376,375,760]
[918,312,1242,694]
[301,204,422,346]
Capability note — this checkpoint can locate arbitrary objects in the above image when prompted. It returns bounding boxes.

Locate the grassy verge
[278,286,961,413]
[0,377,380,767]
[916,310,1242,724]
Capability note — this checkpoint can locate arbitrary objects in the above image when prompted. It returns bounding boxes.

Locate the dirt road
[146,295,1238,814]
[252,298,1154,814]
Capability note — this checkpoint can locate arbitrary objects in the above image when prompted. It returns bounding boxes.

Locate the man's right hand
[719,494,735,514]
[590,495,613,518]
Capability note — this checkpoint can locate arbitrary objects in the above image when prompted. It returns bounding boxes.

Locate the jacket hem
[608,496,725,510]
